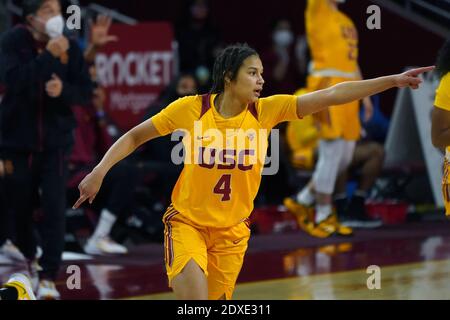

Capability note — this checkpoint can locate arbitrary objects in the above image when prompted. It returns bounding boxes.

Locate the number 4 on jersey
[214,174,231,201]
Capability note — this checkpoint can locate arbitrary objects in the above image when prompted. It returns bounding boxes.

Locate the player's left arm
[431,107,450,149]
[296,66,434,118]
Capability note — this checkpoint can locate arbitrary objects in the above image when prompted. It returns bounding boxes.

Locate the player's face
[231,55,265,103]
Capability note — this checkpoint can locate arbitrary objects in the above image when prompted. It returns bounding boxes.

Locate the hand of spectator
[73,169,104,208]
[90,15,118,48]
[46,74,63,98]
[394,66,435,89]
[46,36,69,58]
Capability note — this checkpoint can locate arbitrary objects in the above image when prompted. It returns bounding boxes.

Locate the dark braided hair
[210,43,259,94]
[436,38,450,79]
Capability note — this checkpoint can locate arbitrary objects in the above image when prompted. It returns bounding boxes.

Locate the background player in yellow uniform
[73,43,431,299]
[431,39,450,215]
[286,0,380,237]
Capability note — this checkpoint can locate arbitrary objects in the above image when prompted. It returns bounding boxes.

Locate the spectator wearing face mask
[0,0,92,299]
[260,18,308,96]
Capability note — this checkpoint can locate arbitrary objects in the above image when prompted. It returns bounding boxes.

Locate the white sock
[315,204,332,223]
[92,208,117,239]
[297,187,315,206]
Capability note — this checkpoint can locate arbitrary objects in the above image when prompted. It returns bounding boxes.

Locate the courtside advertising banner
[95,22,175,131]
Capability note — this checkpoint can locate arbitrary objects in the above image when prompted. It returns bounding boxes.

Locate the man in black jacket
[0,0,92,299]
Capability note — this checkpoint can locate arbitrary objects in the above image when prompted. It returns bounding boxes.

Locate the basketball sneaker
[284,197,314,231]
[37,280,60,300]
[284,197,352,238]
[322,213,353,236]
[3,273,36,300]
[84,236,128,255]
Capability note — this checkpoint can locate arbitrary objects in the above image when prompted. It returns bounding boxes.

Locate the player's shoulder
[163,94,203,119]
[169,94,202,108]
[439,72,450,87]
[257,94,296,106]
[435,72,450,110]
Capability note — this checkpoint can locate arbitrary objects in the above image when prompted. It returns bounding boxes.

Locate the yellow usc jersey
[434,72,450,154]
[151,94,298,228]
[306,0,359,73]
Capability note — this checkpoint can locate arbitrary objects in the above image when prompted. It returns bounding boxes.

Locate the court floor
[137,259,450,300]
[2,220,450,300]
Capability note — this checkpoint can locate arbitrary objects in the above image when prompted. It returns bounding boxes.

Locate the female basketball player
[73,43,432,300]
[431,39,450,214]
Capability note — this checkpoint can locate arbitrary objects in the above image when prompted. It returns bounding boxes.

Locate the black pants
[2,149,68,280]
[69,161,138,220]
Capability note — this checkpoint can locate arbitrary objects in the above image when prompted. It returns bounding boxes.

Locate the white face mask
[273,30,294,47]
[45,15,64,38]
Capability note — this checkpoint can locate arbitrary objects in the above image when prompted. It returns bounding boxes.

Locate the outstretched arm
[296,66,434,118]
[73,118,161,208]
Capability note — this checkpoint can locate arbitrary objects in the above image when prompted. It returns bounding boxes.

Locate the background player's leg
[340,141,383,228]
[351,141,384,193]
[313,139,346,223]
[296,179,316,207]
[333,140,356,218]
[171,259,208,299]
[84,162,135,255]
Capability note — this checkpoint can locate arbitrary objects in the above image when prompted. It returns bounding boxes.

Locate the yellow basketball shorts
[162,204,251,300]
[307,75,361,140]
[442,159,450,216]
